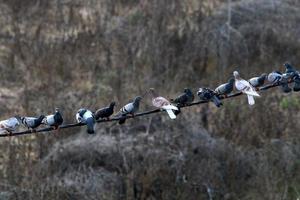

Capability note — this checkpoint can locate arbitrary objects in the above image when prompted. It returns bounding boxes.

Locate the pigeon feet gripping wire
[197,88,223,107]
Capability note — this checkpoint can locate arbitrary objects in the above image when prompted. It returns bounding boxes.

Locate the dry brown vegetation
[0,0,299,199]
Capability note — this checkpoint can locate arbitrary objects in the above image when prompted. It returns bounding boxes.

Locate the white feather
[236,79,260,96]
[161,105,178,111]
[243,89,260,97]
[165,109,176,119]
[76,113,82,123]
[122,103,134,114]
[247,95,255,105]
[43,114,55,125]
[83,110,93,121]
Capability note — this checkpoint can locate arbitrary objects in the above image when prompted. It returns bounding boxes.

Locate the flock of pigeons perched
[0,63,299,135]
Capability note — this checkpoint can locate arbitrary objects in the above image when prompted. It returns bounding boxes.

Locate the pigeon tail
[161,105,178,111]
[211,96,223,107]
[32,115,45,129]
[293,76,300,91]
[281,83,292,93]
[118,114,127,124]
[86,117,95,134]
[36,115,45,124]
[165,109,176,119]
[247,95,255,105]
[243,89,260,97]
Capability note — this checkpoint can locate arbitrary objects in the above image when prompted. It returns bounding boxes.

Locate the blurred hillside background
[0,0,299,199]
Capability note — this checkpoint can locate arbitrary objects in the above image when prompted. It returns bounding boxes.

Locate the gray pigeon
[268,71,291,93]
[284,62,297,75]
[118,96,142,124]
[197,88,223,107]
[268,71,282,83]
[249,73,267,88]
[42,108,63,129]
[21,115,45,131]
[76,109,95,134]
[171,88,194,106]
[215,78,235,97]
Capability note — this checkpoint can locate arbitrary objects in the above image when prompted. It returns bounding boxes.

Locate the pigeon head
[134,96,142,102]
[184,88,192,94]
[228,78,235,84]
[14,115,22,123]
[149,88,159,98]
[260,73,267,80]
[197,88,204,95]
[233,71,240,79]
[110,102,116,107]
[284,62,291,69]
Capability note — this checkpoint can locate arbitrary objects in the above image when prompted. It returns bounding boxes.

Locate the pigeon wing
[44,114,55,125]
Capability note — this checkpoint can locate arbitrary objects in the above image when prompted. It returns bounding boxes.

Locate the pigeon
[283,63,299,82]
[21,115,45,131]
[233,71,260,105]
[215,78,235,97]
[95,102,116,120]
[76,109,95,134]
[118,96,142,124]
[197,88,223,107]
[268,71,282,84]
[268,71,292,93]
[42,108,63,130]
[284,62,297,75]
[249,73,267,88]
[149,88,178,119]
[171,88,194,106]
[0,117,20,135]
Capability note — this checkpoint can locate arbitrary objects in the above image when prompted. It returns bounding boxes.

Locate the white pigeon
[0,117,20,134]
[233,71,260,105]
[149,88,178,119]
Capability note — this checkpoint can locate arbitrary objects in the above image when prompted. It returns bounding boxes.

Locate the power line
[0,81,289,137]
